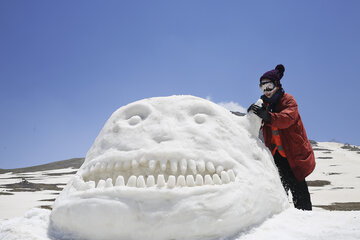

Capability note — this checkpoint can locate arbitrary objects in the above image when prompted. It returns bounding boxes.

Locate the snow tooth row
[81,159,233,181]
[73,170,236,191]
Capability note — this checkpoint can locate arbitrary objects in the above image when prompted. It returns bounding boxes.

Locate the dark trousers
[273,151,312,211]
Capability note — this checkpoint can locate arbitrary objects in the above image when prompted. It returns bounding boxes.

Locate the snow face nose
[152,124,174,143]
[153,134,173,143]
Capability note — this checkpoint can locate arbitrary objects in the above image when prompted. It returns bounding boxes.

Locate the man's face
[260,79,278,98]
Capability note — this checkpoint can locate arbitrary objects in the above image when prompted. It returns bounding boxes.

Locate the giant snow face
[50,95,289,240]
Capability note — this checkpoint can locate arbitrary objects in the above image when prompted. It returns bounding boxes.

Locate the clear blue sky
[1,0,359,169]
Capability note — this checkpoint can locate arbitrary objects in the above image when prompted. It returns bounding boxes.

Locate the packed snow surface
[49,95,289,240]
[2,208,360,240]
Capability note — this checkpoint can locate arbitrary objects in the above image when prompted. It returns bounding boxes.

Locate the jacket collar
[261,88,285,104]
[261,88,285,112]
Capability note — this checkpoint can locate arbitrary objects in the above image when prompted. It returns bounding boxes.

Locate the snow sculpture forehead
[50,95,289,240]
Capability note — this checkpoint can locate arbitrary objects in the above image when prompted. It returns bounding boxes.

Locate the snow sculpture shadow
[49,95,289,240]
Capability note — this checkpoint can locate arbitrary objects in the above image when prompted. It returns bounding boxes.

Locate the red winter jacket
[262,93,316,181]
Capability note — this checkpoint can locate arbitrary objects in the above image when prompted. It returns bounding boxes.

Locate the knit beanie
[260,64,285,84]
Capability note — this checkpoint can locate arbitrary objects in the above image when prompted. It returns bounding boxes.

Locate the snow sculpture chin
[50,95,289,240]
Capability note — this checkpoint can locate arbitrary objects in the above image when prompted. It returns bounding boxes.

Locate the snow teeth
[157,175,166,187]
[97,179,106,189]
[137,176,146,188]
[81,159,237,191]
[213,174,222,185]
[127,175,136,187]
[160,160,167,171]
[221,171,230,184]
[149,160,156,171]
[206,162,215,173]
[106,162,114,172]
[132,160,139,169]
[115,176,125,186]
[114,162,121,170]
[195,174,203,186]
[101,163,107,172]
[170,160,178,173]
[196,160,205,173]
[227,170,236,182]
[189,159,197,174]
[204,175,213,185]
[216,166,224,175]
[105,178,113,188]
[180,159,187,174]
[167,175,176,188]
[146,175,155,187]
[177,175,186,186]
[186,175,195,187]
[139,156,148,166]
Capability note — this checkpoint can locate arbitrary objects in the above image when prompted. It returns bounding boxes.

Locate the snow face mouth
[75,156,237,191]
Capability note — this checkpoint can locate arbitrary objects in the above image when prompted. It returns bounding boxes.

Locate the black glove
[248,104,271,122]
[247,104,257,113]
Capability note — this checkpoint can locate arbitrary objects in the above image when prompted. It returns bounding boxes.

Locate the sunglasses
[259,81,275,92]
[259,81,273,87]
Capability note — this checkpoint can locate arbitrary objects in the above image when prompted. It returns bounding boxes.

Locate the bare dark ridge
[307,180,331,187]
[314,202,360,211]
[2,179,63,192]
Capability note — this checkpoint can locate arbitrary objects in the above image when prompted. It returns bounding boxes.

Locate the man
[248,64,315,210]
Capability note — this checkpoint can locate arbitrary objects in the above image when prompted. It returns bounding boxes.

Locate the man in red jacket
[248,64,315,210]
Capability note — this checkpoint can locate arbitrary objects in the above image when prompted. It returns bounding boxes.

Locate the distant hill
[0,158,85,174]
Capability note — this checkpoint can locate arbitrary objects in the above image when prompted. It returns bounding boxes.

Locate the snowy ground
[0,141,359,239]
[1,207,359,240]
[307,142,360,210]
[0,168,75,219]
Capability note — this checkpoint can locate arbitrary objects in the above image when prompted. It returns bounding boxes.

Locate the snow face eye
[123,104,152,121]
[128,115,142,126]
[194,113,206,124]
[112,125,120,133]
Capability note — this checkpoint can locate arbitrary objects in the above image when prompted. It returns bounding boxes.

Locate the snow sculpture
[49,95,289,240]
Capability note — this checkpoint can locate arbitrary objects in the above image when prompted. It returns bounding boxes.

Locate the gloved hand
[247,104,257,113]
[248,104,271,122]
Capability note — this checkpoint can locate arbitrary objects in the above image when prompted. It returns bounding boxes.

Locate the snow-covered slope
[307,141,360,209]
[0,168,77,219]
